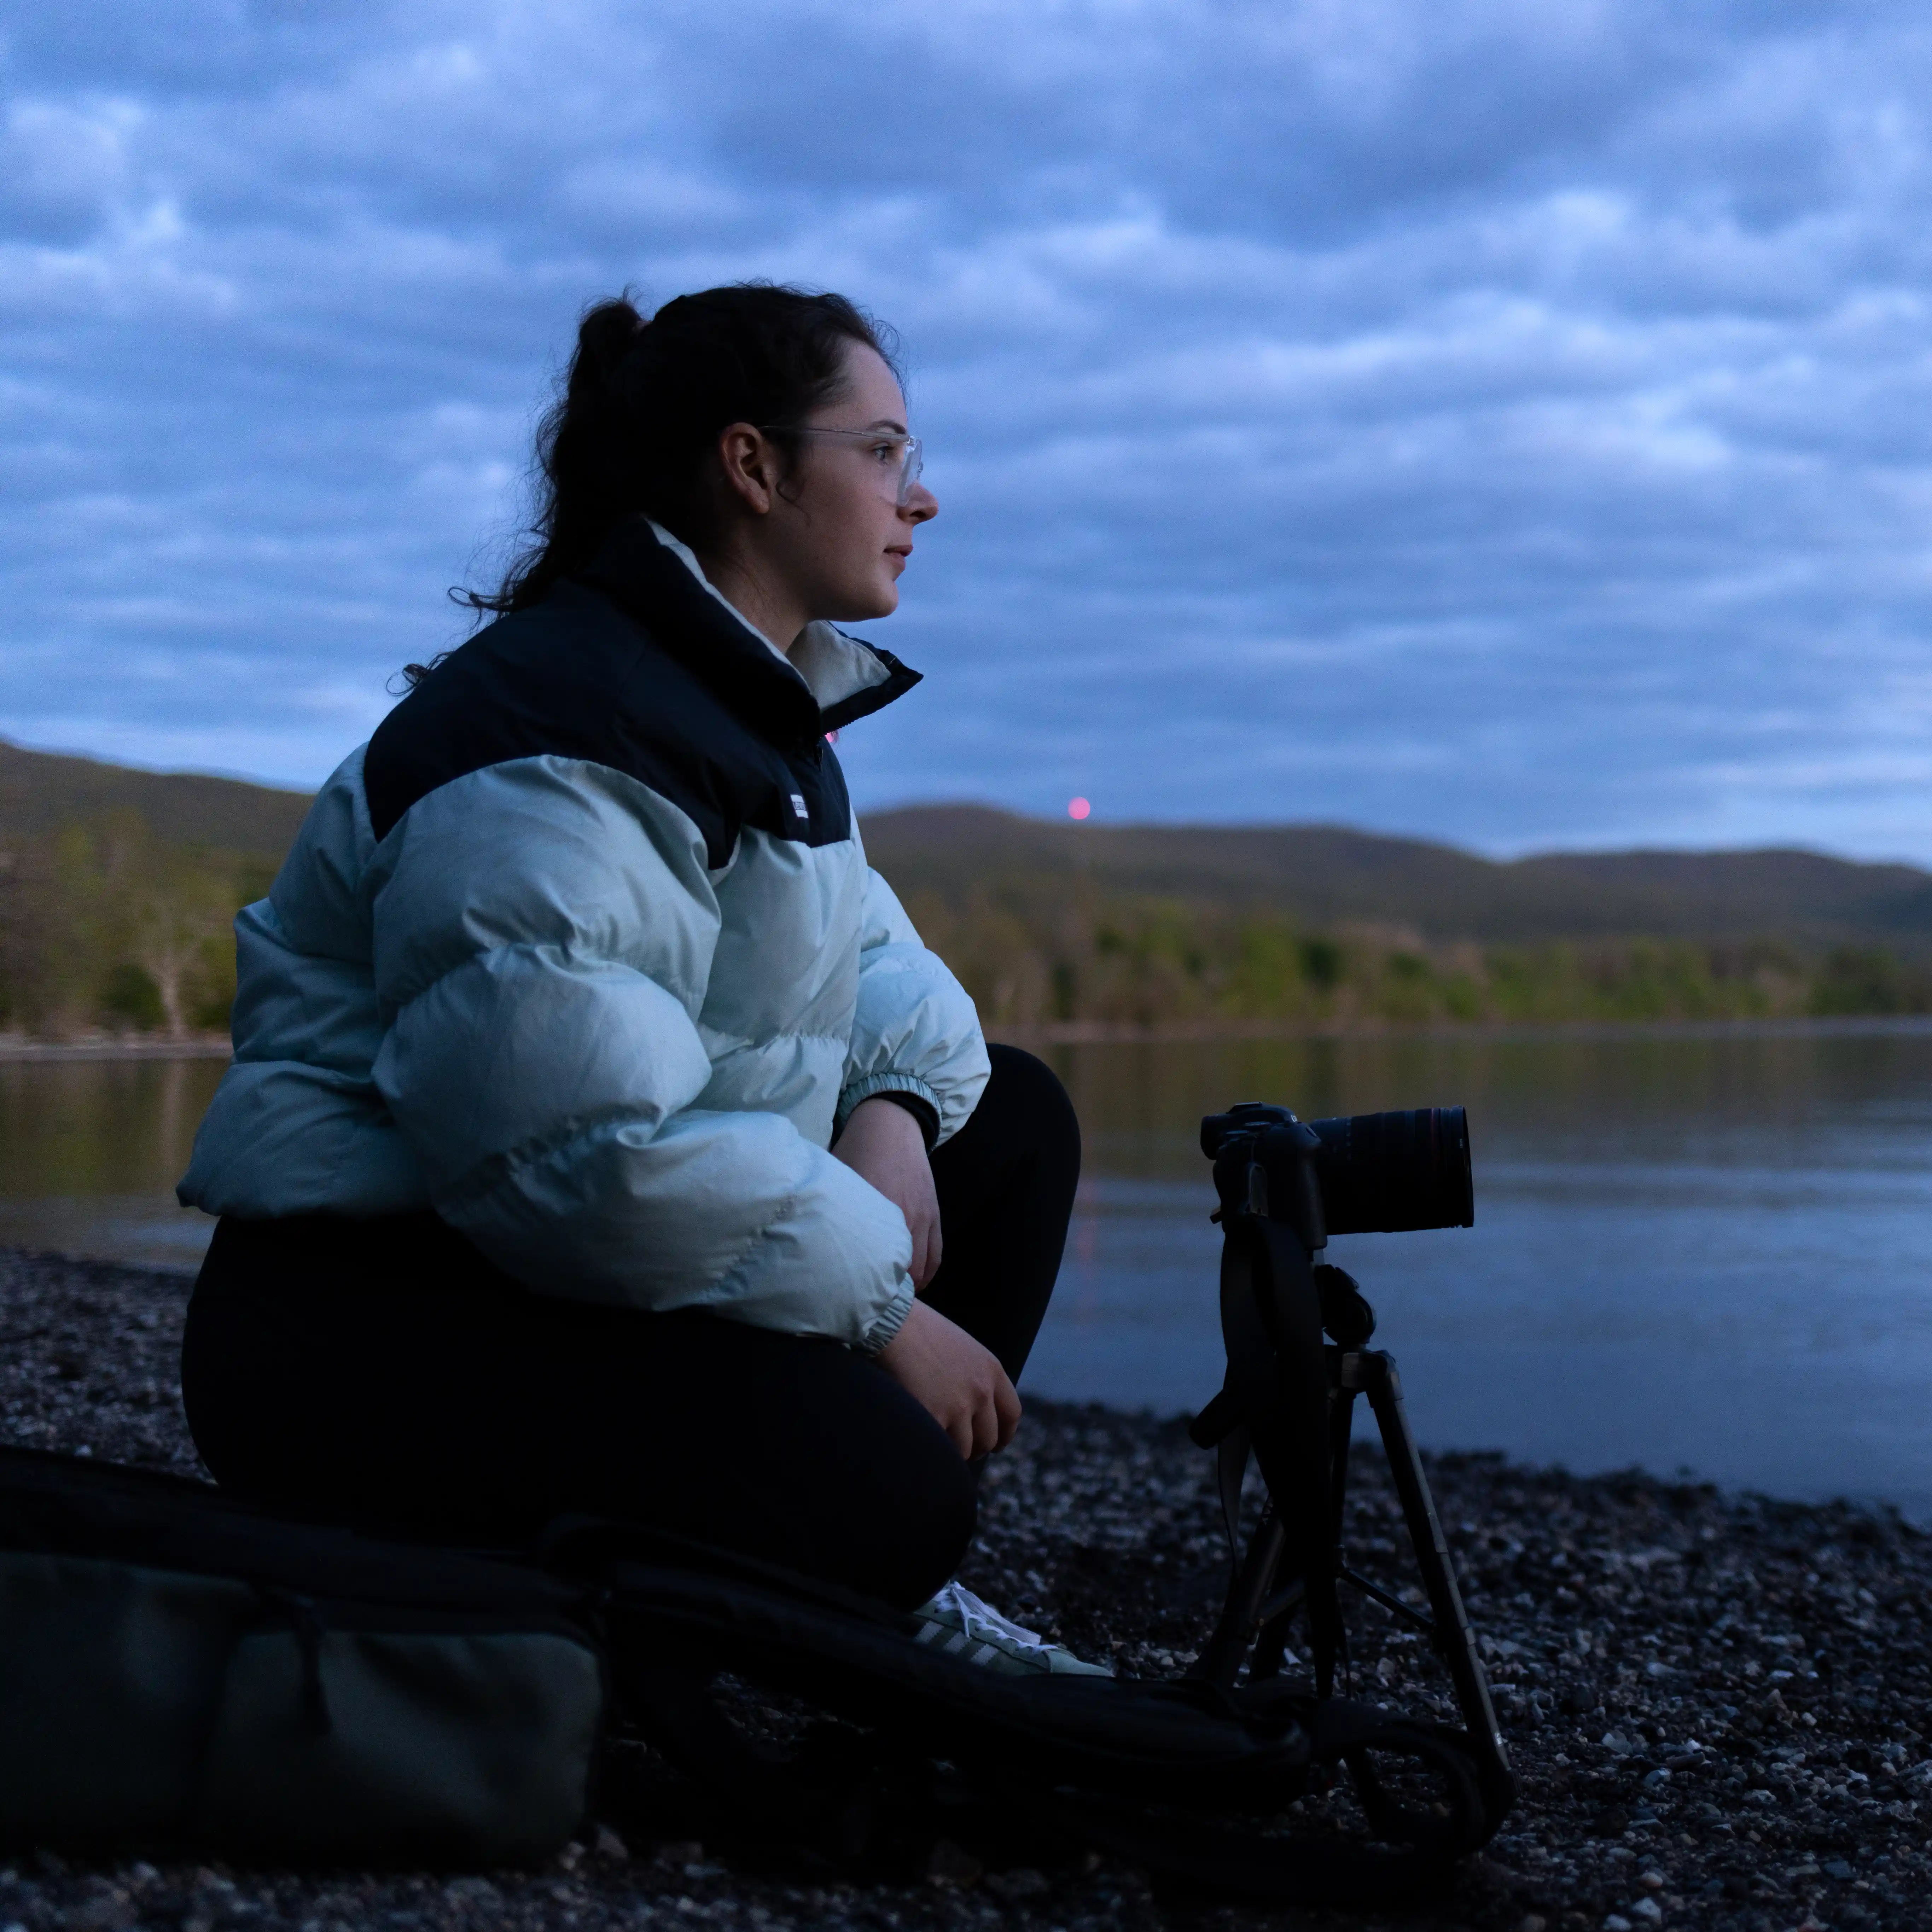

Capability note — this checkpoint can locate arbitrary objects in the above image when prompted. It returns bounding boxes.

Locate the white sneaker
[910,1581,1113,1677]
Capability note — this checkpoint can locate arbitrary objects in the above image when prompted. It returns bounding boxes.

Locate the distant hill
[0,741,1922,951]
[0,744,1926,1034]
[0,740,312,861]
[860,805,1932,950]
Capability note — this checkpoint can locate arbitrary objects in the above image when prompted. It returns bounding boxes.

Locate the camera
[1199,1102,1474,1248]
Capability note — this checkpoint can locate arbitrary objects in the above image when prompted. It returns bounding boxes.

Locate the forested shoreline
[2,747,1930,1038]
[903,883,1932,1034]
[0,805,1926,1042]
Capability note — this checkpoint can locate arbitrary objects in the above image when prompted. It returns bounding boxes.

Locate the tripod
[1186,1115,1517,1846]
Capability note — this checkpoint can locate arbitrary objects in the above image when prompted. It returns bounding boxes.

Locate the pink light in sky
[1067,796,1091,820]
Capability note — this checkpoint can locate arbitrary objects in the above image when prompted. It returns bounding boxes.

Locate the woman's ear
[716,422,780,518]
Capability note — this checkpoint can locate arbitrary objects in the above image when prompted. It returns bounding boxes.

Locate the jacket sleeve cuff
[859,1281,916,1356]
[835,1073,941,1151]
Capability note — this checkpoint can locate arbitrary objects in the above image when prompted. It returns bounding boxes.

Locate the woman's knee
[981,1043,1080,1166]
[686,1327,979,1606]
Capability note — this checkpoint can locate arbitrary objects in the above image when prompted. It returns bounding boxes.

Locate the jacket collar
[576,517,921,746]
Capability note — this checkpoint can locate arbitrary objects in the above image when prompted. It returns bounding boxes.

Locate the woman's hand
[832,1096,942,1290]
[877,1298,1020,1458]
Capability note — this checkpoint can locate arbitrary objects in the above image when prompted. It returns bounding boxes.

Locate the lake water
[6,1027,1931,1515]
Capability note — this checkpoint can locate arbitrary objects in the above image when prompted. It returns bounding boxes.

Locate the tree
[127,854,247,1040]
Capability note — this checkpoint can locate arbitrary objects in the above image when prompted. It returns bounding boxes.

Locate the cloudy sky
[7,1,1932,857]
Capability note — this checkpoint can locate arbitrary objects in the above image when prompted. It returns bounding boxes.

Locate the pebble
[6,1249,1932,1930]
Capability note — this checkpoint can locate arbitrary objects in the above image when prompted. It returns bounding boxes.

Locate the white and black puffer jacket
[178,518,990,1355]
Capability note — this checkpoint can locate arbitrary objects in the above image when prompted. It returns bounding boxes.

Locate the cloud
[4,1,1932,855]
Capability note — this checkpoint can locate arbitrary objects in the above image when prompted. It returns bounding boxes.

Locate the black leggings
[182,1045,1078,1608]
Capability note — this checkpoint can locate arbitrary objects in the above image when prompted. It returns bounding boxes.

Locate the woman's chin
[825,583,901,624]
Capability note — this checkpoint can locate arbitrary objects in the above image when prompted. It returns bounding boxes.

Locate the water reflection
[1029,1025,1932,1515]
[4,1030,1930,1509]
[0,1056,226,1268]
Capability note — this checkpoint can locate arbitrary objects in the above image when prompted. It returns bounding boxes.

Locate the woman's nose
[903,481,938,524]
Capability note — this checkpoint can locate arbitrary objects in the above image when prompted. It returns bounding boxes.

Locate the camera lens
[1306,1106,1473,1235]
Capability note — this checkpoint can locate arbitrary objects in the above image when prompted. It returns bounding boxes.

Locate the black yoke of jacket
[364,521,921,867]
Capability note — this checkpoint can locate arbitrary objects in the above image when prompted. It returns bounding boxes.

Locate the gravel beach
[4,1247,1930,1932]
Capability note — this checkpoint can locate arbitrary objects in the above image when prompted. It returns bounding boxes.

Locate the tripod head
[1202,1103,1379,1349]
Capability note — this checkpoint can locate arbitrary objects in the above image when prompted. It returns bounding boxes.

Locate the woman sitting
[176,283,1103,1674]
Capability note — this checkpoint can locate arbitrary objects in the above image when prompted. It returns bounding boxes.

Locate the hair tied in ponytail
[578,297,648,384]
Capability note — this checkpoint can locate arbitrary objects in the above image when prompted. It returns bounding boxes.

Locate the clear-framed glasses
[762,426,925,506]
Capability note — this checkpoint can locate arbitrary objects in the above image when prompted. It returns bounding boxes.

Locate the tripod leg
[1322,1380,1358,1695]
[1248,1381,1358,1687]
[1249,1607,1293,1682]
[1194,1509,1286,1687]
[1329,1379,1357,1530]
[1361,1353,1513,1811]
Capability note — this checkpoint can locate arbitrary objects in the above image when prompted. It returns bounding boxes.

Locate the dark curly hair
[459,281,898,622]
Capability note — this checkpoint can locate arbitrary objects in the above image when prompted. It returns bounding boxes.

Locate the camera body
[1200,1102,1474,1252]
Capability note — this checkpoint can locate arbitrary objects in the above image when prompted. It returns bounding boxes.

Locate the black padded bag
[0,1443,1495,1900]
[542,1521,1495,1907]
[0,1447,605,1865]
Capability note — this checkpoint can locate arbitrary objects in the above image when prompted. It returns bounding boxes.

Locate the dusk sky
[7,2,1932,858]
